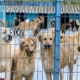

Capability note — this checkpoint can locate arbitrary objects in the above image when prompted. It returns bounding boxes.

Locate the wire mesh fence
[0,0,80,80]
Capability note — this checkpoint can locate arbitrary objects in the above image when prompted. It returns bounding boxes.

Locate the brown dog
[14,16,44,38]
[11,37,37,80]
[61,23,71,33]
[38,32,78,80]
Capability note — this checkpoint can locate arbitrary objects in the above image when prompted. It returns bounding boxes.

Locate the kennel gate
[0,0,61,80]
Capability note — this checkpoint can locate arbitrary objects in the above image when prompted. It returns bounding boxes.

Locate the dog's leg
[29,72,33,80]
[11,67,15,80]
[72,27,74,31]
[16,28,20,36]
[22,32,24,37]
[34,24,41,36]
[20,30,24,38]
[26,72,33,80]
[45,72,52,80]
[76,26,79,30]
[68,63,73,80]
[60,70,62,80]
[14,29,15,36]
[5,60,12,80]
[11,71,14,80]
[15,72,22,80]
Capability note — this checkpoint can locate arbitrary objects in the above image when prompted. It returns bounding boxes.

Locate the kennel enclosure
[0,0,80,80]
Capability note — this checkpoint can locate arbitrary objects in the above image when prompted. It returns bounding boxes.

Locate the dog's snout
[8,35,12,40]
[29,51,33,54]
[44,44,51,48]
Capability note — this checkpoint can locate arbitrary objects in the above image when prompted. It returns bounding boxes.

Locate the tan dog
[60,31,80,64]
[14,16,44,38]
[38,32,78,80]
[0,20,14,80]
[11,37,37,80]
[60,31,79,44]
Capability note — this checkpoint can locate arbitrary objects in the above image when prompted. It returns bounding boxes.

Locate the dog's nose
[8,35,12,40]
[77,46,80,52]
[44,44,51,48]
[29,51,33,54]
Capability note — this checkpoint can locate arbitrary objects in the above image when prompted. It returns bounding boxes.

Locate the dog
[14,16,44,38]
[61,23,71,33]
[34,16,45,36]
[14,16,27,36]
[70,20,80,31]
[11,37,37,80]
[38,31,78,80]
[50,19,55,28]
[0,20,14,80]
[60,31,80,64]
[50,19,71,33]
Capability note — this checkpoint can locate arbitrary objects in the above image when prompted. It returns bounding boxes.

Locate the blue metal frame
[0,0,61,79]
[0,0,5,26]
[54,0,61,80]
[0,2,55,6]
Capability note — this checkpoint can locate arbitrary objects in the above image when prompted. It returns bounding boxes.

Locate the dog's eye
[44,38,47,40]
[3,31,6,34]
[50,38,52,40]
[60,36,63,38]
[31,44,34,46]
[25,45,28,47]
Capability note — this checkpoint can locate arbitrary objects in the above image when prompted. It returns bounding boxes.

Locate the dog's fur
[14,16,44,37]
[34,16,45,36]
[11,37,37,80]
[38,32,78,80]
[0,21,14,80]
[60,31,80,64]
[14,16,27,36]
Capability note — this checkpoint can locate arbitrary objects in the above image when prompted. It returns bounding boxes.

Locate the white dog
[0,21,14,80]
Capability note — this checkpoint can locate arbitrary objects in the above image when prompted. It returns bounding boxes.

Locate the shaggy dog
[11,37,37,80]
[38,31,78,80]
[0,20,14,80]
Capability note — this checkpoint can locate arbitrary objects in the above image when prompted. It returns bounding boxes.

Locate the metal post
[0,0,5,26]
[54,0,61,80]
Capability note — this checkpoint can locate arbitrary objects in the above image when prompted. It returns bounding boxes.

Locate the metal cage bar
[54,0,61,80]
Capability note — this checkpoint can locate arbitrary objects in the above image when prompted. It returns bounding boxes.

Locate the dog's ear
[39,16,45,22]
[38,34,42,42]
[34,18,40,23]
[30,38,37,44]
[20,40,25,50]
